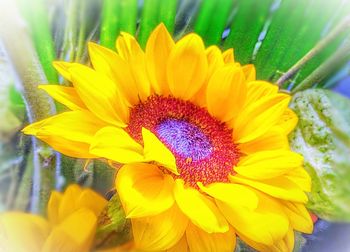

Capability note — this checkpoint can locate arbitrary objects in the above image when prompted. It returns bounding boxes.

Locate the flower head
[0,185,107,252]
[23,24,313,251]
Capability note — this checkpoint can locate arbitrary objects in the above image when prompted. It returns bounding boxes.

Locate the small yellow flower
[0,185,107,252]
[23,24,313,251]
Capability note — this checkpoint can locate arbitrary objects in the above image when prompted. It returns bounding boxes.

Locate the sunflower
[0,185,107,252]
[23,23,313,251]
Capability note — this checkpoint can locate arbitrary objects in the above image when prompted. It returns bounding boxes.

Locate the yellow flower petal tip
[25,23,312,252]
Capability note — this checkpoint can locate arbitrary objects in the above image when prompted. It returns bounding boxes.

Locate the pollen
[127,96,241,188]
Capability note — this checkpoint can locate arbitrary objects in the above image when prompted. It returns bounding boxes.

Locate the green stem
[61,0,79,61]
[0,2,56,214]
[292,37,350,93]
[75,0,88,62]
[276,16,350,87]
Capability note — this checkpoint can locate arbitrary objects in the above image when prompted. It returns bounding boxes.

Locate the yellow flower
[0,185,107,252]
[23,24,313,251]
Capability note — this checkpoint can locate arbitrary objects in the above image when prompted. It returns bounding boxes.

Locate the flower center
[156,118,212,161]
[127,96,240,188]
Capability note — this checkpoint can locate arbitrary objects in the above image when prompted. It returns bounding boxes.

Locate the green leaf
[289,89,350,221]
[94,194,132,249]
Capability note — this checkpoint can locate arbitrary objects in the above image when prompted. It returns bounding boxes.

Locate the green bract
[290,89,350,221]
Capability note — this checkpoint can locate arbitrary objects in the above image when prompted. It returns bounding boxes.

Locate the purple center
[156,118,212,161]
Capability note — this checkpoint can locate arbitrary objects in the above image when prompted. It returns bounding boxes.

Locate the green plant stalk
[100,0,138,49]
[292,37,350,93]
[277,16,350,87]
[0,2,56,214]
[194,0,233,46]
[61,0,79,61]
[138,0,178,48]
[18,0,58,83]
[75,0,88,62]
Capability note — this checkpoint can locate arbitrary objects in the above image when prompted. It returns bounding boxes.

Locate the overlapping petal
[186,223,236,252]
[229,175,308,203]
[39,85,86,111]
[239,126,289,154]
[132,204,188,251]
[69,65,129,126]
[22,110,106,158]
[174,180,228,233]
[234,150,304,180]
[90,126,144,164]
[88,42,145,105]
[116,163,175,218]
[206,65,247,122]
[167,33,208,100]
[116,32,151,101]
[232,94,291,143]
[146,23,174,96]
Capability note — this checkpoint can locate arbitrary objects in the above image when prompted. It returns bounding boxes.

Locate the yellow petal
[276,108,298,134]
[198,182,258,210]
[132,204,188,251]
[186,222,236,252]
[237,227,293,252]
[22,111,106,158]
[52,61,79,82]
[146,23,174,96]
[116,32,151,102]
[206,65,247,122]
[0,212,50,252]
[39,85,87,111]
[69,65,129,126]
[244,81,279,107]
[285,167,311,192]
[218,202,288,246]
[242,64,256,82]
[206,45,225,79]
[167,33,208,100]
[218,191,289,246]
[229,175,308,203]
[76,188,108,217]
[222,48,234,63]
[239,126,289,155]
[48,191,63,225]
[174,179,228,233]
[40,136,96,158]
[58,184,83,222]
[232,94,291,143]
[142,128,178,175]
[167,235,189,252]
[90,126,144,163]
[116,163,175,218]
[88,42,141,106]
[42,208,97,252]
[191,46,224,107]
[282,201,313,234]
[234,150,304,180]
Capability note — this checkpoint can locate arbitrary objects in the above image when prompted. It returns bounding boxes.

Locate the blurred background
[0,0,350,251]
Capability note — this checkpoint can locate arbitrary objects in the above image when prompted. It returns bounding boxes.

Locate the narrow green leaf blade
[100,0,138,49]
[194,0,234,46]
